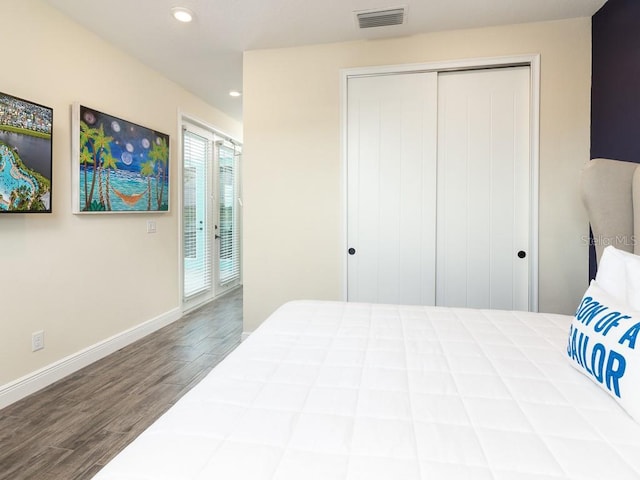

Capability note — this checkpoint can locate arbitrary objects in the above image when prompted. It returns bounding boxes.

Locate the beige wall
[0,0,240,386]
[243,18,592,331]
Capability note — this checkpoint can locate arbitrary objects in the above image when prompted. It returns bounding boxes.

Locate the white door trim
[340,54,540,312]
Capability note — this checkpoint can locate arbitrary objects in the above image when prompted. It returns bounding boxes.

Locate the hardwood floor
[0,287,243,480]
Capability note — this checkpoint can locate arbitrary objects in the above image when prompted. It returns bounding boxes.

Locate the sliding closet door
[346,65,532,309]
[436,66,530,310]
[347,72,438,304]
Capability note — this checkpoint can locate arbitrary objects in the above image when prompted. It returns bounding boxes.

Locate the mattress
[93,301,640,479]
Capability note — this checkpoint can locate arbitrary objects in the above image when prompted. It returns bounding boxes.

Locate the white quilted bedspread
[93,301,640,479]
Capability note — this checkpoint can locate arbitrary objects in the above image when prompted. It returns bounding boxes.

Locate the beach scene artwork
[0,93,52,213]
[74,105,169,213]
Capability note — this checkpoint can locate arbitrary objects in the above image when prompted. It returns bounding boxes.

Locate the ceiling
[43,0,607,122]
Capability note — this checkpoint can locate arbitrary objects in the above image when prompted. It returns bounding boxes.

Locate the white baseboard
[0,307,182,410]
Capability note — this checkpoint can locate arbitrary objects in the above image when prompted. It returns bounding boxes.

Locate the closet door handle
[517,250,527,259]
[348,248,356,255]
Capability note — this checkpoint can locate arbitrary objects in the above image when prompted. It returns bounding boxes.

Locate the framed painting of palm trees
[71,103,170,213]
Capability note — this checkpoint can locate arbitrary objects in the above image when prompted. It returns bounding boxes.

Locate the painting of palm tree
[73,104,170,213]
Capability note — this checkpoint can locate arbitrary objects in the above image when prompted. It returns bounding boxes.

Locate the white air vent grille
[355,7,406,29]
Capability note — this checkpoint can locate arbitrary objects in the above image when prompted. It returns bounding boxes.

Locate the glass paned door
[182,120,242,309]
[183,129,211,299]
[216,142,241,290]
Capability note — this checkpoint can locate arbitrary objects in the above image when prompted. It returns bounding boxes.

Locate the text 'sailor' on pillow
[569,280,640,422]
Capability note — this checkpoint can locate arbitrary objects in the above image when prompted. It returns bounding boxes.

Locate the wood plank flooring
[0,287,243,480]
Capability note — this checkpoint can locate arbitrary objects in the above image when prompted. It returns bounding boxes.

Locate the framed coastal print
[72,103,170,213]
[0,92,52,213]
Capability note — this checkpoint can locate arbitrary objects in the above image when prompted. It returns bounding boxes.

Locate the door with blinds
[183,127,211,302]
[216,141,241,292]
[182,122,241,309]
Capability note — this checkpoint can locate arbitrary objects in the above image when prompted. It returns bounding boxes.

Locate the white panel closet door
[347,72,438,305]
[436,66,530,310]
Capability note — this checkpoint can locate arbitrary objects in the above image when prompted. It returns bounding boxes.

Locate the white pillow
[569,280,640,423]
[621,251,640,310]
[595,245,628,303]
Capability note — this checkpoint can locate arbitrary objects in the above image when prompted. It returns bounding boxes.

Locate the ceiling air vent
[355,7,407,29]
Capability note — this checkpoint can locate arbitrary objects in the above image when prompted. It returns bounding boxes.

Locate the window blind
[183,128,212,299]
[218,142,241,286]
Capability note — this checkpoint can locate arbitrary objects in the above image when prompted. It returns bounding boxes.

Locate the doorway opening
[182,118,242,311]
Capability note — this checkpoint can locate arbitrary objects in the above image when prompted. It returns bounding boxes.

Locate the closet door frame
[340,54,541,312]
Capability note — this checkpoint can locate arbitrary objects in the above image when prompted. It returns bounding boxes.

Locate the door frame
[340,54,541,311]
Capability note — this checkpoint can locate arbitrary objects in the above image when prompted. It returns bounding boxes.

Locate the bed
[93,159,640,479]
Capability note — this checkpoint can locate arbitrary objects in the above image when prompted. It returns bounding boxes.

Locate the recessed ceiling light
[171,7,194,23]
[229,91,242,97]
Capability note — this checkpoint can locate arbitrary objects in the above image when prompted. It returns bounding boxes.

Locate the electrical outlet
[32,331,44,352]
